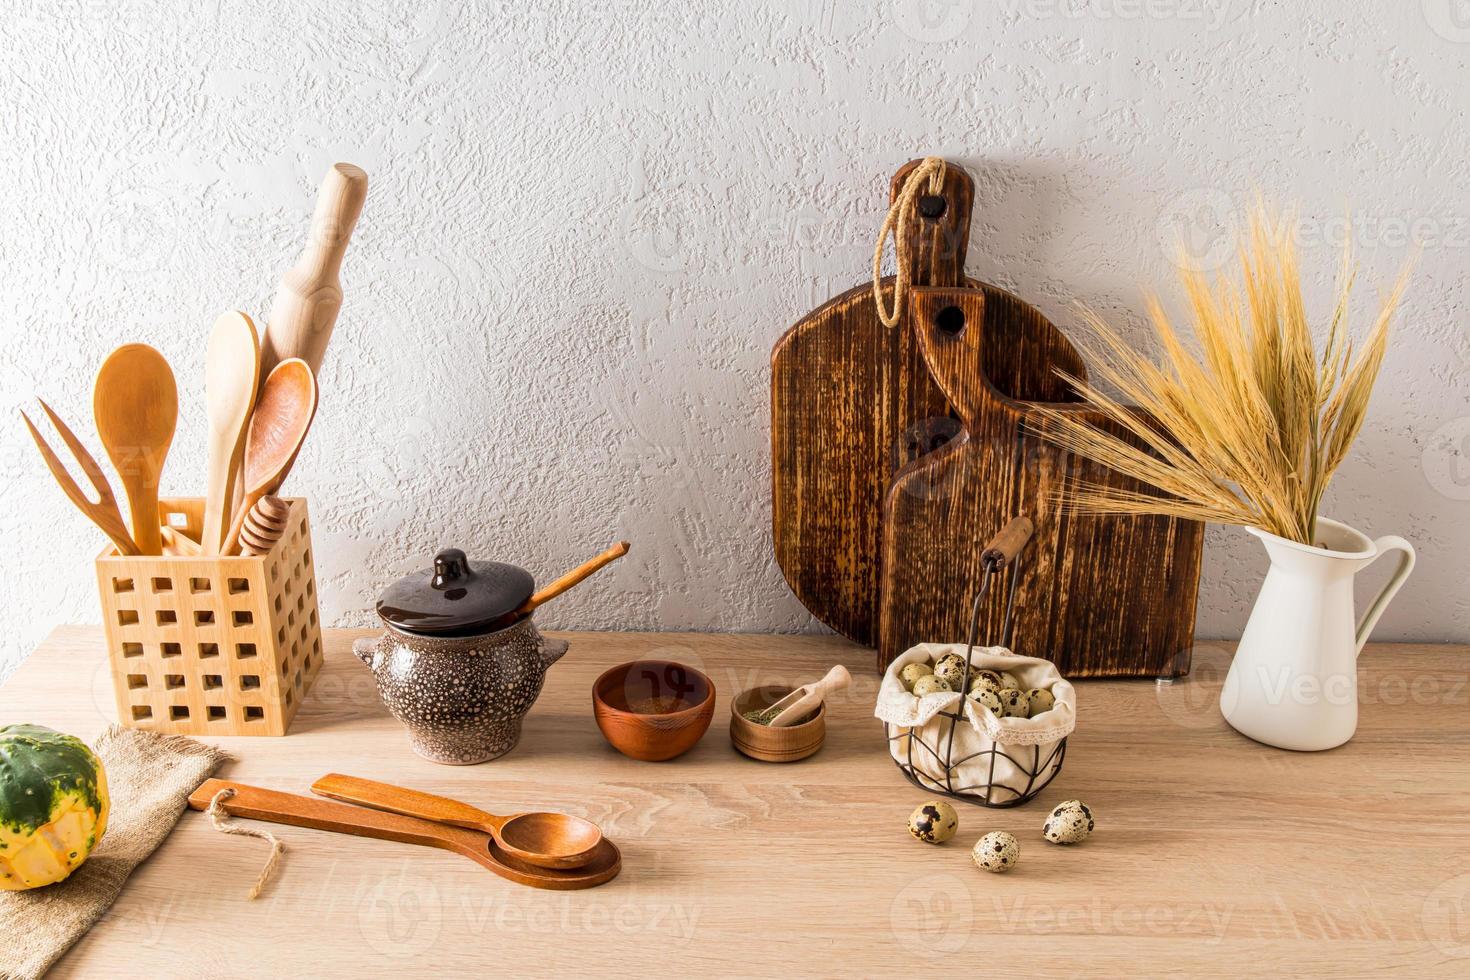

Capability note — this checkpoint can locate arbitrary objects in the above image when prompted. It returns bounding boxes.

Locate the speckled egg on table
[908,800,959,844]
[1043,800,1095,844]
[973,831,1019,872]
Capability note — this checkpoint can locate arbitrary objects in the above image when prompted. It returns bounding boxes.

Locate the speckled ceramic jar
[353,618,568,764]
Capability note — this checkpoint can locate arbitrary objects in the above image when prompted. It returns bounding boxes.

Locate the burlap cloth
[0,726,227,980]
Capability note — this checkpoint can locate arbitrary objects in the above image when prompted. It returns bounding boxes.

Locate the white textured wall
[2,1,1466,677]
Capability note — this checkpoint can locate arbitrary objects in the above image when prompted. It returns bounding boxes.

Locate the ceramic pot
[354,617,568,764]
[1220,517,1415,751]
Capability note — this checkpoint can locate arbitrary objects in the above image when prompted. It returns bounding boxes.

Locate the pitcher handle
[1355,536,1416,656]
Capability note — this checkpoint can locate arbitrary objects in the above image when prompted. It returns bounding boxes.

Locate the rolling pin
[258,162,368,386]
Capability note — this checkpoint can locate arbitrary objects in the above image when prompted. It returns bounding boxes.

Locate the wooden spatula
[93,344,177,555]
[202,311,260,553]
[222,359,317,555]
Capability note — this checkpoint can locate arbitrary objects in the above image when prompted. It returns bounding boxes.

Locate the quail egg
[972,831,1019,872]
[899,662,934,691]
[998,671,1022,691]
[908,800,959,844]
[911,675,953,698]
[968,688,1002,714]
[997,688,1030,718]
[933,654,969,689]
[1043,800,1094,844]
[1026,687,1055,716]
[968,670,1002,697]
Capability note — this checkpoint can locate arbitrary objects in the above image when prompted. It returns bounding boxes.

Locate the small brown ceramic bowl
[729,685,826,763]
[593,660,716,761]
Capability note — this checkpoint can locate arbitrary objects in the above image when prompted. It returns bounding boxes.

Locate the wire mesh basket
[883,517,1068,807]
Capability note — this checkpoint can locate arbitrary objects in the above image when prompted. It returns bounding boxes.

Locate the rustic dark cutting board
[878,286,1205,677]
[771,160,1085,645]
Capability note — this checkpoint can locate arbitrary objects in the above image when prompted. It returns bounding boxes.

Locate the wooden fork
[21,398,140,556]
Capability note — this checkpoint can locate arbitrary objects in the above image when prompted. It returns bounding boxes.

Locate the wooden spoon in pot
[222,359,317,555]
[202,311,260,553]
[94,344,177,555]
[311,773,606,871]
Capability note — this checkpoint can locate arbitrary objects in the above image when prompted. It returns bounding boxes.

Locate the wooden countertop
[3,627,1468,977]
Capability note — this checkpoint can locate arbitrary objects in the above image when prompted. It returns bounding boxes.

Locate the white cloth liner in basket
[875,643,1076,801]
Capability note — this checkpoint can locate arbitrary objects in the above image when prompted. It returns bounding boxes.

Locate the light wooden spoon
[222,359,317,555]
[202,312,260,553]
[94,344,177,555]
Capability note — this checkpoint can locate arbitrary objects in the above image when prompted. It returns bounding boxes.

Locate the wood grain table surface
[3,627,1468,978]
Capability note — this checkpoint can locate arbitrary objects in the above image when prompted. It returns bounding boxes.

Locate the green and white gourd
[0,725,109,890]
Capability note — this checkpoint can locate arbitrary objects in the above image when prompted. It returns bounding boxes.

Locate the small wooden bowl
[729,685,826,763]
[593,660,715,761]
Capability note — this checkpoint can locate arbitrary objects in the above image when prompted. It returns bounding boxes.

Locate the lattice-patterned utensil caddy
[95,497,323,736]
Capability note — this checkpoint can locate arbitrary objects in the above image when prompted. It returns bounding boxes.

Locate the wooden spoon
[93,344,177,555]
[189,779,620,890]
[766,664,852,727]
[311,773,605,871]
[222,359,317,555]
[202,312,260,553]
[507,541,630,622]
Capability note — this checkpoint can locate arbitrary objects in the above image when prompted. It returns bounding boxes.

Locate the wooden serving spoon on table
[93,344,177,555]
[222,359,317,555]
[202,311,260,553]
[311,773,605,871]
[188,779,620,890]
[20,399,139,555]
[766,664,852,727]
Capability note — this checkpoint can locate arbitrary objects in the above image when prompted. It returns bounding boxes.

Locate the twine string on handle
[872,156,947,328]
[206,787,286,900]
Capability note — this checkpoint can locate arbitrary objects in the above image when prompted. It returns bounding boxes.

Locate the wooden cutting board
[878,286,1205,677]
[770,159,1085,646]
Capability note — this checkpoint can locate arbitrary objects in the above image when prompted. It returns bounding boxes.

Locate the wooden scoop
[94,344,177,555]
[766,664,852,727]
[312,773,605,871]
[188,779,620,890]
[222,359,317,555]
[202,311,260,553]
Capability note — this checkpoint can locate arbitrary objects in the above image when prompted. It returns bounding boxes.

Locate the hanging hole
[918,194,947,219]
[935,305,965,337]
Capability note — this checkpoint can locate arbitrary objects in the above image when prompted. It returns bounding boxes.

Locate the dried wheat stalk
[1030,209,1408,545]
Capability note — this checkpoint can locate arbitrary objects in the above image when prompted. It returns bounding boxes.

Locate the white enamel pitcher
[1220,517,1416,751]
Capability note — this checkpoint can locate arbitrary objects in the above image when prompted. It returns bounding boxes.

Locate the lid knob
[431,548,471,590]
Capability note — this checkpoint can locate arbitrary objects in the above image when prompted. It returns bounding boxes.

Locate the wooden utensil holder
[95,497,323,736]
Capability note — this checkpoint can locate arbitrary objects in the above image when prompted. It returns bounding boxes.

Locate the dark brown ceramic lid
[376,548,535,637]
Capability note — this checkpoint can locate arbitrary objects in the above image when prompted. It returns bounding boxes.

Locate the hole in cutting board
[918,194,947,218]
[935,305,965,337]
